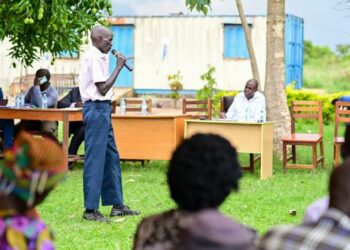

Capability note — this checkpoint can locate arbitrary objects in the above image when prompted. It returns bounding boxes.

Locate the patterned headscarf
[0,132,66,206]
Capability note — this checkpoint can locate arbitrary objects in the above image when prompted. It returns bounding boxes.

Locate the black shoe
[110,205,140,217]
[83,210,110,223]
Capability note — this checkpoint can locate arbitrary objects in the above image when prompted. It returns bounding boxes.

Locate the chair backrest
[291,100,323,135]
[220,96,235,113]
[334,101,350,139]
[125,98,152,113]
[182,98,212,119]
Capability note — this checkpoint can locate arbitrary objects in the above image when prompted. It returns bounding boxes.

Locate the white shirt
[226,91,266,122]
[79,46,113,102]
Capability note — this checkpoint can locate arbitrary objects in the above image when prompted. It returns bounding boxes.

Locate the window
[224,24,249,59]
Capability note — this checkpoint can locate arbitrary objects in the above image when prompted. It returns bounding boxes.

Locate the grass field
[36,121,337,250]
[303,57,350,92]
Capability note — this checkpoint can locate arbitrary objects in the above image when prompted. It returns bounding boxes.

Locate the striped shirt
[259,208,350,250]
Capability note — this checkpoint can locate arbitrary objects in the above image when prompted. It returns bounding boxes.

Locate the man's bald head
[244,79,259,100]
[91,25,111,41]
[90,25,113,54]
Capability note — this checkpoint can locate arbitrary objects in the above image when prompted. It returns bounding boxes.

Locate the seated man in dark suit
[0,87,14,149]
[57,87,84,165]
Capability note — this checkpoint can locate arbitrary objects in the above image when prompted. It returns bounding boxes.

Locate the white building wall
[0,15,268,94]
[132,16,267,92]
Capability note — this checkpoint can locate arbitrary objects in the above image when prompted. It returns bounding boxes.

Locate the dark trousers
[83,101,123,210]
[0,119,14,149]
[68,122,84,155]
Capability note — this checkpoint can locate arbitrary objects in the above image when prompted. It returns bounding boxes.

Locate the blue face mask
[39,76,48,85]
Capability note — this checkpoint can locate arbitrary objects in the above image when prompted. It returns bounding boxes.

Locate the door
[109,25,134,88]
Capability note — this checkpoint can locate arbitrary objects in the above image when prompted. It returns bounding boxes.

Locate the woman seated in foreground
[0,132,66,249]
[133,133,257,250]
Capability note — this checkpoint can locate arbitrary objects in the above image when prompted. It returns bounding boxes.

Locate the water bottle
[141,97,148,114]
[258,109,265,123]
[19,93,25,107]
[120,98,126,115]
[42,93,48,109]
[15,95,20,108]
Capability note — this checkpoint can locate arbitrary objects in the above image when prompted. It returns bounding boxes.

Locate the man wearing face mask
[224,79,266,122]
[15,69,58,140]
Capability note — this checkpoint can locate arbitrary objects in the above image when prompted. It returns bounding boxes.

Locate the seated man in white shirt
[224,79,266,122]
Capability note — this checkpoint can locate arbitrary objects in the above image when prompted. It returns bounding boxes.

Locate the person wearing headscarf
[0,132,66,249]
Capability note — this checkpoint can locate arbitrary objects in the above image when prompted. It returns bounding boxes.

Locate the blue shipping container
[285,14,304,89]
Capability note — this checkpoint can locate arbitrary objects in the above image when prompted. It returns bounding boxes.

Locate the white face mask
[39,76,48,85]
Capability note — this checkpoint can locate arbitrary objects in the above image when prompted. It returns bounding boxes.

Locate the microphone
[111,49,133,72]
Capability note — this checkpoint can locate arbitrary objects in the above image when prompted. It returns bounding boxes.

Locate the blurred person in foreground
[0,131,66,249]
[133,133,257,250]
[303,123,350,223]
[259,158,350,250]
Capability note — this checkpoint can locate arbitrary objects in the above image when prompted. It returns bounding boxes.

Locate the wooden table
[111,113,189,160]
[184,119,274,180]
[0,108,82,169]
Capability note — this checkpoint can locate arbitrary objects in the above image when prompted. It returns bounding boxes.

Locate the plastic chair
[333,101,350,167]
[282,100,324,172]
[182,98,212,119]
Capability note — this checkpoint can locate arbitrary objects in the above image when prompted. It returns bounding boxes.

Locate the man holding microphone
[79,25,139,222]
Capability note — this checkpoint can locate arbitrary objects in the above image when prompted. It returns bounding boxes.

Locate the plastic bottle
[258,109,265,123]
[19,93,25,107]
[141,97,148,114]
[120,98,126,115]
[15,95,20,108]
[42,93,48,109]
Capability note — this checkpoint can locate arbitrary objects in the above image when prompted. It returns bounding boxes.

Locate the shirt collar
[91,46,108,61]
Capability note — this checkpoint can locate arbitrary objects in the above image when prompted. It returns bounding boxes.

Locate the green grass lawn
[37,122,335,250]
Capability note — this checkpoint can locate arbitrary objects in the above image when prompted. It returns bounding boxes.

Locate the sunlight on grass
[36,123,336,249]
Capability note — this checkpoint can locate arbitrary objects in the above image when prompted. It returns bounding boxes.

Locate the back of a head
[167,133,242,211]
[329,158,350,215]
[0,132,66,209]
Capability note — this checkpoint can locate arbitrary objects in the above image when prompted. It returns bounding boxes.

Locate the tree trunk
[265,0,290,157]
[235,0,261,89]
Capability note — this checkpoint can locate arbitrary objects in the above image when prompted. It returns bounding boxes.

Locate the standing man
[224,79,266,122]
[79,25,140,222]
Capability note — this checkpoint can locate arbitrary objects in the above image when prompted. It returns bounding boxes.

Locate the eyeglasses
[99,36,112,46]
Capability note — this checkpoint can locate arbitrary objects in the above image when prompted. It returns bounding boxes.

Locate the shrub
[196,65,218,100]
[168,71,183,100]
[286,84,350,124]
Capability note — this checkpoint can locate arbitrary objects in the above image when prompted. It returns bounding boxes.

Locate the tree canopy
[185,0,213,14]
[0,0,112,67]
